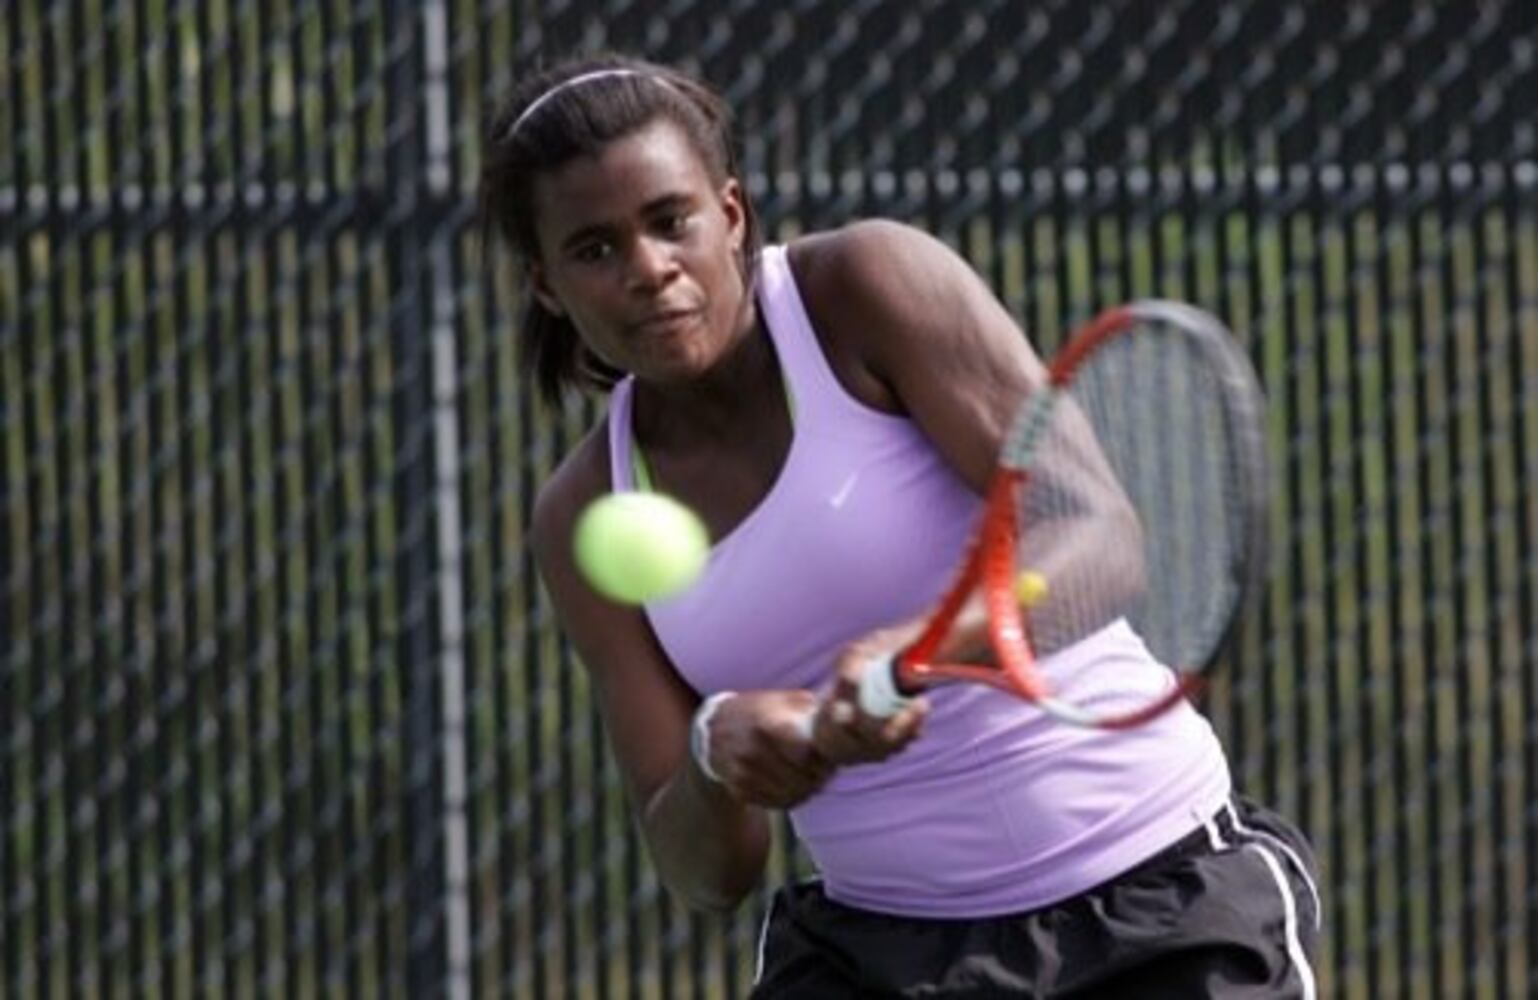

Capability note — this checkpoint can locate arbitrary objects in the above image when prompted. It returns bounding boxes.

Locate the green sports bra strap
[629,377,796,494]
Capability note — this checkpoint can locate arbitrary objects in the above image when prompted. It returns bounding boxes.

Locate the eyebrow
[557,192,698,254]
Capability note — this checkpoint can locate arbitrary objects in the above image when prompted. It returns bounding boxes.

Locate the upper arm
[529,438,700,809]
[793,220,1048,492]
[795,222,1136,544]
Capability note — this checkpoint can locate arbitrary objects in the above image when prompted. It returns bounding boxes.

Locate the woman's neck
[632,303,780,448]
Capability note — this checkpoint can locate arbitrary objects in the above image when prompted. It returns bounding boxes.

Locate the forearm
[1015,401,1147,652]
[1020,507,1144,654]
[641,753,772,913]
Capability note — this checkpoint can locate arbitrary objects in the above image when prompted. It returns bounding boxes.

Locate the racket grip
[792,658,911,741]
[858,656,913,718]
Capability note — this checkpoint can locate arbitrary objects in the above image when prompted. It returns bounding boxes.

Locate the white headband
[502,69,647,141]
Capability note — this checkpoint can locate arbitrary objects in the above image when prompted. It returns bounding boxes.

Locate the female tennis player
[482,53,1322,998]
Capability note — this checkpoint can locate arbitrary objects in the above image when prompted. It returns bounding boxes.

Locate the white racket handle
[791,657,914,741]
[858,655,914,718]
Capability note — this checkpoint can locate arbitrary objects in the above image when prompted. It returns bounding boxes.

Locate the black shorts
[751,797,1322,999]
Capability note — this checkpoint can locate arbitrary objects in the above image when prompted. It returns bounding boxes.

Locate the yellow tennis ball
[1014,570,1049,608]
[573,492,709,604]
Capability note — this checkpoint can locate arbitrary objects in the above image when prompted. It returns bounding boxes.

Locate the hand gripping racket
[852,300,1270,730]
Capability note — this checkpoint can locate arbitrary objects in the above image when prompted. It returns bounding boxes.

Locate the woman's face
[528,119,749,386]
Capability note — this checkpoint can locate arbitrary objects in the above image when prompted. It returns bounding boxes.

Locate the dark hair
[479,54,761,405]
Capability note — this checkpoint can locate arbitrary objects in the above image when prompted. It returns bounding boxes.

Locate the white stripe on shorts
[1225,801,1323,930]
[1201,803,1319,998]
[753,891,779,985]
[1244,841,1318,1000]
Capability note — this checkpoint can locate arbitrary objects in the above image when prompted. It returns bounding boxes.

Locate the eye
[571,239,613,263]
[658,210,694,237]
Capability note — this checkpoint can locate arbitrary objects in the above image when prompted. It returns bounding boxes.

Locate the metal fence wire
[5,1,1538,996]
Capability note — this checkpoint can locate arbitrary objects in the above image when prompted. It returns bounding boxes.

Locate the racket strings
[1014,324,1248,670]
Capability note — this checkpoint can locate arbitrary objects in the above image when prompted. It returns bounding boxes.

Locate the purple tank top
[608,244,1231,918]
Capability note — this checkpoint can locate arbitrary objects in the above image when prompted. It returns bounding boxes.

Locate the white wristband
[690,691,736,784]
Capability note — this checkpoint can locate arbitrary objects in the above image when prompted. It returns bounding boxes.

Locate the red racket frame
[888,303,1216,730]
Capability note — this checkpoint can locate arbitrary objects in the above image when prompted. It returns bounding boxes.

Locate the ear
[527,260,566,317]
[718,178,746,253]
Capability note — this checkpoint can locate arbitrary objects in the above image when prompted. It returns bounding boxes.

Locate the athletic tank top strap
[606,377,639,492]
[756,244,896,427]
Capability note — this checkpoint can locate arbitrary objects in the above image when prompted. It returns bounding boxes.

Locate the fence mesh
[5,1,1538,996]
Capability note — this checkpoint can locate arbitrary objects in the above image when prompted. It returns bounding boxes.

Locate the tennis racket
[844,300,1271,730]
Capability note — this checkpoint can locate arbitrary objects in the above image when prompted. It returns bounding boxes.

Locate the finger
[815,699,919,764]
[832,656,866,693]
[810,696,878,761]
[878,698,929,745]
[796,694,852,732]
[738,749,832,807]
[727,758,822,807]
[834,645,894,704]
[811,719,869,765]
[736,717,830,781]
[783,691,824,742]
[712,728,818,787]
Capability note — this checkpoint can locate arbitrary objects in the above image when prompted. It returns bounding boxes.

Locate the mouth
[631,308,702,337]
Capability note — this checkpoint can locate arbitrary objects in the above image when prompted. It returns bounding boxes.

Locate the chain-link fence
[5,1,1537,996]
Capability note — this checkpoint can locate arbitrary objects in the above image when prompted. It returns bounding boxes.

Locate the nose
[626,236,680,291]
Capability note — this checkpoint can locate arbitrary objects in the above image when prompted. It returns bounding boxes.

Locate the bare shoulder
[789,219,959,326]
[787,219,1042,386]
[780,221,985,410]
[786,220,1046,489]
